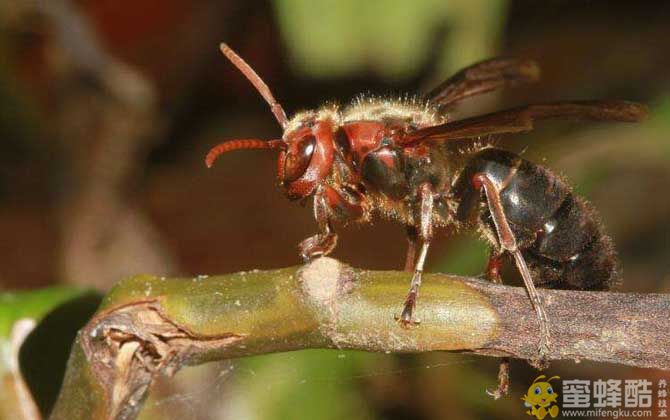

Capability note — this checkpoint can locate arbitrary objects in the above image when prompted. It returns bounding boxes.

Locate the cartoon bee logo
[522,375,560,419]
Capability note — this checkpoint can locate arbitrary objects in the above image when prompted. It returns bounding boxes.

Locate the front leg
[299,184,366,261]
[299,185,338,261]
[398,183,434,327]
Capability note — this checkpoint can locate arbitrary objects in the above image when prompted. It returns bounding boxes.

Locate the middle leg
[404,225,419,272]
[397,183,434,327]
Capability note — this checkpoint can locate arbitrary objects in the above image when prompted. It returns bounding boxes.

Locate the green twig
[50,258,670,420]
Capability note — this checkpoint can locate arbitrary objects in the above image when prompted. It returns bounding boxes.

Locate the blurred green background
[0,0,669,419]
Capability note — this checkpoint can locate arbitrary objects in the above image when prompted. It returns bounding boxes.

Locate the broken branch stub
[50,258,670,420]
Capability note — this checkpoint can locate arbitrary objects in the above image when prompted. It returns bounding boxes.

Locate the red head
[205,44,334,200]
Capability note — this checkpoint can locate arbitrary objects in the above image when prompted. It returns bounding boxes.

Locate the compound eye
[534,387,541,395]
[283,135,316,182]
[547,387,553,395]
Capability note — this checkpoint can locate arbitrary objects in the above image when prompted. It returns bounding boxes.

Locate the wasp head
[278,116,335,200]
[205,44,335,201]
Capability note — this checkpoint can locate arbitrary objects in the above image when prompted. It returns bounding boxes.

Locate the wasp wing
[402,101,647,145]
[426,58,540,109]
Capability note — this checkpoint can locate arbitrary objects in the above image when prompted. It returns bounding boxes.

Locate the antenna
[220,43,288,128]
[205,139,284,168]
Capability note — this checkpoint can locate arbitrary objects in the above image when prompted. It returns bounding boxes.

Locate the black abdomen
[452,148,619,290]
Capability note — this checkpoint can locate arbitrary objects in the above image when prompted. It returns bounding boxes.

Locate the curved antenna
[205,139,284,168]
[220,43,288,128]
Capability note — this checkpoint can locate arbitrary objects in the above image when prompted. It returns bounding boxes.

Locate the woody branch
[50,257,670,420]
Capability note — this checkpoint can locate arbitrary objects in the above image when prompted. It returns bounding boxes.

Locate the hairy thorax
[288,97,463,228]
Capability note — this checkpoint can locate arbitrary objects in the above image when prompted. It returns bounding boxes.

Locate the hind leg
[473,172,551,364]
[485,251,511,399]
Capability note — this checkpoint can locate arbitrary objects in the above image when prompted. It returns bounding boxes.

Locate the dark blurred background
[1,0,668,419]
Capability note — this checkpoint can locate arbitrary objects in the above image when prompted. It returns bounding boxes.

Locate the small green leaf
[0,287,89,339]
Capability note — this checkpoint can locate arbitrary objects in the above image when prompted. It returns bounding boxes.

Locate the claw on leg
[396,239,429,327]
[396,281,422,327]
[300,185,339,261]
[299,232,338,261]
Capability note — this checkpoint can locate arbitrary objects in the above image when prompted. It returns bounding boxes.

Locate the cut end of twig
[83,302,244,420]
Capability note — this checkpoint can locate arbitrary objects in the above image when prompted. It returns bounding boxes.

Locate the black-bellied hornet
[206,44,647,397]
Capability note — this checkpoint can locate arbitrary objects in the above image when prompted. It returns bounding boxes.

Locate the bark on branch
[50,257,670,420]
